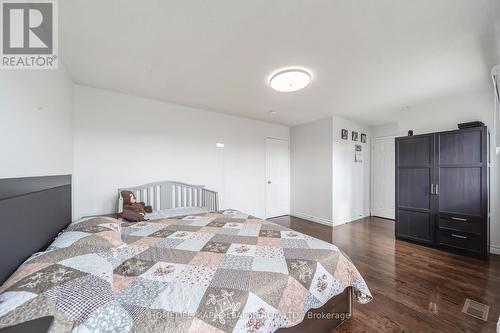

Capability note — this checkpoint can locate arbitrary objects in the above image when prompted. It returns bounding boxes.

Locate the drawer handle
[451,234,467,239]
[451,217,468,222]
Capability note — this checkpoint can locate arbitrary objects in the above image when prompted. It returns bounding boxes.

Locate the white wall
[73,85,289,220]
[370,84,500,254]
[371,122,398,139]
[0,65,73,179]
[290,118,333,224]
[290,116,371,226]
[332,116,371,226]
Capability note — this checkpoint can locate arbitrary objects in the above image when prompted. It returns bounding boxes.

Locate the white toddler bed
[117,181,219,219]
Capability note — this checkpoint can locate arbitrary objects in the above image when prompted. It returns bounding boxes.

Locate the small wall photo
[352,131,358,141]
[341,129,348,140]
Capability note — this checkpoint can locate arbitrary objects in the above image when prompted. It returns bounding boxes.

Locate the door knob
[267,181,272,184]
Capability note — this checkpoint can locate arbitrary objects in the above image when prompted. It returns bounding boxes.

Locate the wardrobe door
[436,127,487,255]
[395,134,435,244]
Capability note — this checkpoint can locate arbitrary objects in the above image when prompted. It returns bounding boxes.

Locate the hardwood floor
[268,215,500,333]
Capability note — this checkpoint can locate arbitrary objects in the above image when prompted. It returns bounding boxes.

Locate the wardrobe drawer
[438,229,483,253]
[438,217,483,235]
[438,213,483,224]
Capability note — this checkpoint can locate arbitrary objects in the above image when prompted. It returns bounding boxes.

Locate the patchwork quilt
[0,210,372,332]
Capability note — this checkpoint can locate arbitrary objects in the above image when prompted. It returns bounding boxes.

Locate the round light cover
[270,69,311,92]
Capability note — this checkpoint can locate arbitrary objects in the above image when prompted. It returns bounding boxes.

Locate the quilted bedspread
[0,210,372,332]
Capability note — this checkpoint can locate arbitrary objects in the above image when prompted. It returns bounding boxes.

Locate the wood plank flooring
[268,215,500,333]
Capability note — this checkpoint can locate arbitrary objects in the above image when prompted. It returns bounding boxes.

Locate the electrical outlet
[496,147,500,155]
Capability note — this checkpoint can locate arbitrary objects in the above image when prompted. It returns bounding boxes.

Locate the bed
[0,179,372,332]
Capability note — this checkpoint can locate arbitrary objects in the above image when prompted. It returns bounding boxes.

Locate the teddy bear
[120,191,153,222]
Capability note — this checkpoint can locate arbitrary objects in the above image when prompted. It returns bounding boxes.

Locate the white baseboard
[290,212,333,226]
[332,214,370,226]
[490,244,500,255]
[290,212,371,227]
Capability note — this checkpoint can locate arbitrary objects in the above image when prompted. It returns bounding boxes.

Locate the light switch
[216,143,224,148]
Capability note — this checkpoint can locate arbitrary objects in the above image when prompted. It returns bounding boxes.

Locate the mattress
[0,210,372,332]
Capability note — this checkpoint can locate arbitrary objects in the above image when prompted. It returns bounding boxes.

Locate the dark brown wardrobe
[395,126,489,258]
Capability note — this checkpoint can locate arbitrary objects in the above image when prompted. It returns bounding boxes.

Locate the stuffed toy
[120,191,153,222]
[122,208,146,222]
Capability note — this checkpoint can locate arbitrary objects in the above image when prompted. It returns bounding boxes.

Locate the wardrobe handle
[435,184,439,195]
[451,234,467,239]
[451,217,468,222]
[430,184,435,195]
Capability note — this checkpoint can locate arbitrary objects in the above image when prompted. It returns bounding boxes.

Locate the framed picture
[361,133,367,143]
[355,145,363,163]
[341,129,348,140]
[352,131,358,141]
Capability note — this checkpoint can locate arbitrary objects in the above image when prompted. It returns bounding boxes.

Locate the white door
[266,138,290,218]
[372,137,395,219]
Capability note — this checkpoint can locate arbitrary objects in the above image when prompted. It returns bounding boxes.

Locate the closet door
[395,134,435,244]
[436,127,487,254]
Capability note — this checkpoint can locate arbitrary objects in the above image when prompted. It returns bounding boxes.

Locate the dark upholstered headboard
[0,175,72,284]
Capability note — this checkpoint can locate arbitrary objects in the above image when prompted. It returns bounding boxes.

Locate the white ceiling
[60,0,500,126]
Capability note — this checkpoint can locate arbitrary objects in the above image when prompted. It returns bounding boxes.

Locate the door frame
[370,135,396,219]
[265,136,290,219]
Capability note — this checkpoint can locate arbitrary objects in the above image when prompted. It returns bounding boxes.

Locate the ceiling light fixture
[270,68,311,92]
